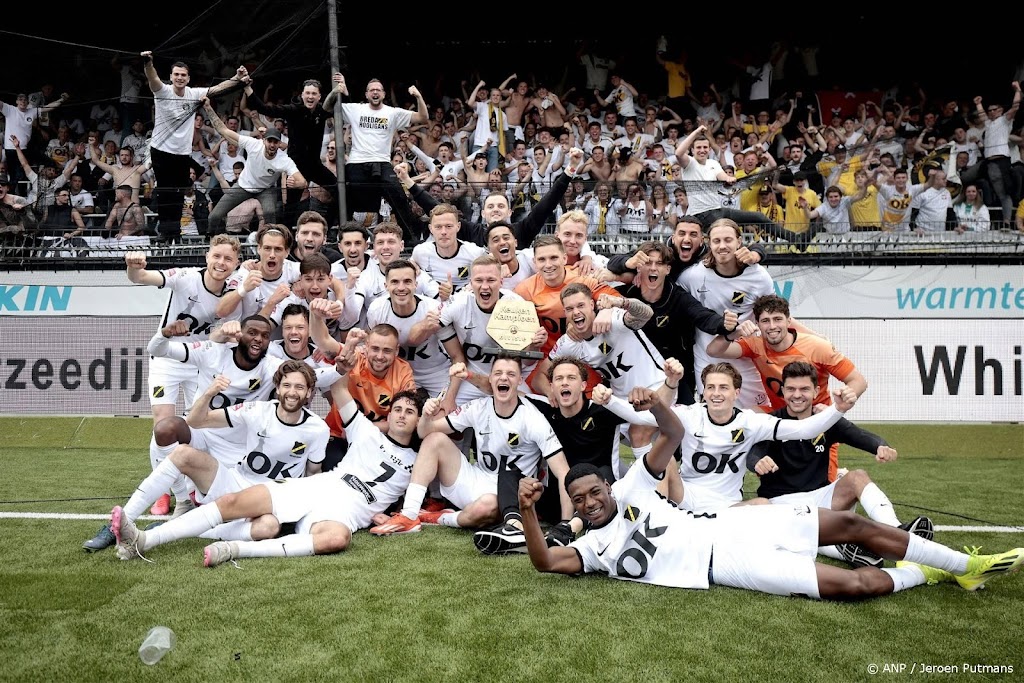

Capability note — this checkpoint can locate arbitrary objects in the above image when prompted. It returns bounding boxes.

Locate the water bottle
[138,626,175,665]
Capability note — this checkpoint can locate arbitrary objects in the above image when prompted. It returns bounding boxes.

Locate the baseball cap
[794,171,808,181]
[758,186,772,195]
[263,128,282,141]
[834,144,847,153]
[0,175,9,185]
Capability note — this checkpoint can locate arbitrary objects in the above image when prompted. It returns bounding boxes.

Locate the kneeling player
[110,361,327,558]
[518,386,1024,599]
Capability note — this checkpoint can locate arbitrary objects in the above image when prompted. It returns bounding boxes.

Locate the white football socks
[200,519,253,542]
[883,565,926,592]
[234,534,315,558]
[124,458,183,522]
[143,502,223,551]
[859,483,900,526]
[902,534,969,574]
[400,483,428,520]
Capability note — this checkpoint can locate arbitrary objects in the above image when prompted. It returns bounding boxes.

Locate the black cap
[794,171,808,181]
[0,175,9,185]
[834,144,847,153]
[758,186,772,194]
[263,128,282,141]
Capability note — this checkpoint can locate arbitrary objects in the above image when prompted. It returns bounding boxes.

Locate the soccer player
[113,369,424,566]
[342,222,440,331]
[514,234,620,390]
[109,361,327,557]
[409,254,543,403]
[331,223,372,278]
[595,362,854,514]
[218,225,298,320]
[368,354,572,544]
[262,253,349,339]
[612,240,736,405]
[309,310,415,471]
[677,218,774,410]
[482,220,536,289]
[289,210,342,263]
[747,361,931,568]
[517,386,1024,599]
[366,260,453,399]
[411,204,486,293]
[706,293,867,412]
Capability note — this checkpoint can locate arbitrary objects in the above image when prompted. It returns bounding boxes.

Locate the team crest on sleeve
[581,416,595,432]
[623,504,641,522]
[730,428,745,443]
[507,433,520,446]
[731,291,746,305]
[152,386,165,398]
[248,378,261,391]
[291,441,307,456]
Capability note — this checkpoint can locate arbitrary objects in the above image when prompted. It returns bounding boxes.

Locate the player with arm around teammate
[518,386,1024,599]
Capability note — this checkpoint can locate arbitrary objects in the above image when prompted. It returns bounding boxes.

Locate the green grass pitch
[0,418,1021,682]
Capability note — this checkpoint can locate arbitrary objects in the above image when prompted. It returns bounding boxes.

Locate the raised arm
[124,251,164,286]
[186,375,233,429]
[202,98,240,144]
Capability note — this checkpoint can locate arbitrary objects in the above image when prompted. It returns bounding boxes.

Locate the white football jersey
[550,308,666,395]
[330,409,417,516]
[225,267,299,320]
[224,400,328,483]
[267,339,331,371]
[446,397,562,476]
[157,267,240,341]
[570,457,717,589]
[411,240,486,291]
[677,262,773,407]
[344,259,440,330]
[499,252,536,290]
[438,289,525,390]
[366,295,450,395]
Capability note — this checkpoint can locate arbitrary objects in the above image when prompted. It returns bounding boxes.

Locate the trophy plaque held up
[484,298,544,360]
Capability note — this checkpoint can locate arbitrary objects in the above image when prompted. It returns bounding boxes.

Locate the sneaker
[836,542,883,569]
[150,494,171,516]
[204,541,239,568]
[170,497,197,519]
[369,513,421,536]
[544,521,575,548]
[82,524,116,552]
[955,547,1024,592]
[111,505,148,562]
[473,523,528,555]
[899,515,934,542]
[896,560,954,585]
[419,508,454,525]
[420,497,449,514]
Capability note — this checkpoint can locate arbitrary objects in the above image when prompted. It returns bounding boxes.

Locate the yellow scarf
[598,204,608,234]
[488,103,507,157]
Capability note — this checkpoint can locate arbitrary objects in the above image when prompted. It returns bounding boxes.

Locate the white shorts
[189,427,245,469]
[440,458,497,511]
[147,355,199,407]
[415,368,451,398]
[770,481,842,511]
[194,465,255,505]
[266,475,370,535]
[710,504,821,599]
[679,482,741,515]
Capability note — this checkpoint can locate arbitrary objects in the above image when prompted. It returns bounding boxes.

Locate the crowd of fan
[2,47,1024,259]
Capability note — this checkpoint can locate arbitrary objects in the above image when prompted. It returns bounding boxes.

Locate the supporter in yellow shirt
[772,171,821,234]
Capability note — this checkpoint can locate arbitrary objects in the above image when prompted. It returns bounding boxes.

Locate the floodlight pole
[327,0,347,224]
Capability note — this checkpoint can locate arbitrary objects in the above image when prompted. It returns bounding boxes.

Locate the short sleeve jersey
[737,330,857,410]
[223,400,328,483]
[366,295,450,383]
[341,103,413,164]
[437,289,524,378]
[152,83,210,155]
[157,267,240,341]
[514,269,619,356]
[411,240,486,291]
[570,457,717,589]
[331,409,418,516]
[446,397,563,476]
[235,136,299,191]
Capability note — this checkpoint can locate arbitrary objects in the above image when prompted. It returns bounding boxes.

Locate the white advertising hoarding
[767,265,1024,319]
[0,272,169,316]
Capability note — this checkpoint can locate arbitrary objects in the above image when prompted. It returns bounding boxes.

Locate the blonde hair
[702,218,742,267]
[556,210,590,231]
[209,234,241,255]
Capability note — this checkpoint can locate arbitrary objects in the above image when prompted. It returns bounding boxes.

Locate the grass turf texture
[0,418,1021,682]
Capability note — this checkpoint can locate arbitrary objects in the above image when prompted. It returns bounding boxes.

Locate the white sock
[200,519,253,541]
[439,511,463,528]
[859,483,900,526]
[234,534,315,558]
[149,435,178,470]
[124,459,183,522]
[818,545,845,561]
[631,442,653,461]
[902,534,969,574]
[400,483,428,520]
[143,503,223,551]
[170,475,191,505]
[883,565,926,593]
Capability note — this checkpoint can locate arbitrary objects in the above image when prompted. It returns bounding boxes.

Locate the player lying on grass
[111,350,423,566]
[517,385,1024,599]
[108,361,327,559]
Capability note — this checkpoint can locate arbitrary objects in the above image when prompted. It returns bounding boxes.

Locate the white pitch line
[0,513,1022,532]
